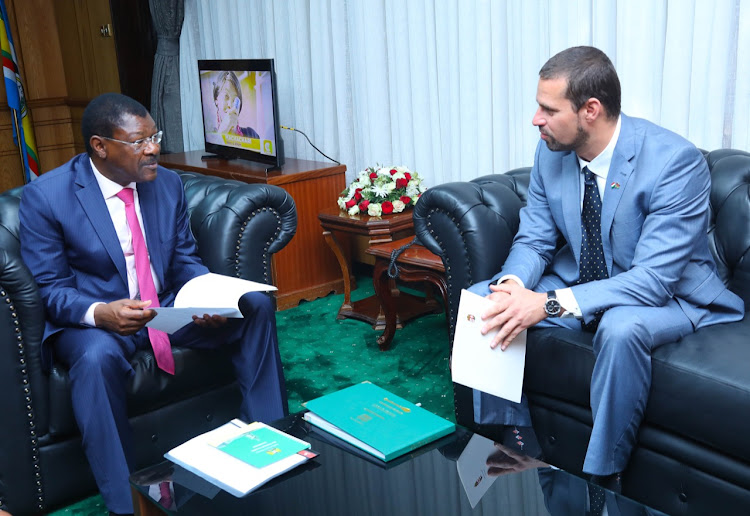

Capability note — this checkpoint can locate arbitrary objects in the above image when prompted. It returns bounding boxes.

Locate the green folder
[303,381,455,462]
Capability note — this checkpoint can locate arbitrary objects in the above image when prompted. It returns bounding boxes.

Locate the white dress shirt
[82,159,162,326]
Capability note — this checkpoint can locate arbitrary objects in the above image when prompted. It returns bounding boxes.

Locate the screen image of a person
[213,70,260,139]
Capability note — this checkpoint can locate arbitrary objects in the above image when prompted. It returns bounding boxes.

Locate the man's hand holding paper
[451,289,527,403]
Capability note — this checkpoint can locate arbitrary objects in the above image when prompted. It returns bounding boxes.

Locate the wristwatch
[544,291,562,317]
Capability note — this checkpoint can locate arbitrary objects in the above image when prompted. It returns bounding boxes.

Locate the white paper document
[456,433,500,508]
[165,419,311,497]
[451,289,526,403]
[147,273,277,334]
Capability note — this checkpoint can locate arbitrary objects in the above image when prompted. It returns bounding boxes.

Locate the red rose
[354,191,362,201]
[359,200,370,211]
[400,195,412,204]
[345,198,357,208]
[404,172,411,180]
[396,178,408,188]
[369,172,377,181]
[382,201,394,214]
[390,168,397,175]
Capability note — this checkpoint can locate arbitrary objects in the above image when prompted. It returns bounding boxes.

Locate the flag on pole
[0,0,38,182]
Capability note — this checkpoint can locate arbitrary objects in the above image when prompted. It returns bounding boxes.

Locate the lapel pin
[610,182,621,189]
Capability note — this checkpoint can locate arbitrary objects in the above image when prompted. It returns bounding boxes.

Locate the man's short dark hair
[81,93,150,155]
[539,46,621,120]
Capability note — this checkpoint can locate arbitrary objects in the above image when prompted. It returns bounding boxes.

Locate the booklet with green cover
[214,425,309,469]
[303,381,456,462]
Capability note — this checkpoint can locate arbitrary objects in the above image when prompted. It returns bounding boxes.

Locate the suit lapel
[74,159,128,286]
[136,181,166,289]
[561,152,582,263]
[601,115,636,270]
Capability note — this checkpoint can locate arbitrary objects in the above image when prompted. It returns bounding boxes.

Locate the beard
[542,121,589,152]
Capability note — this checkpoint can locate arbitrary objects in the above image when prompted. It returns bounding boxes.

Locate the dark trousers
[54,292,287,514]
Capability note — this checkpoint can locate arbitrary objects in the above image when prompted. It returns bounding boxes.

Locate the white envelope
[451,289,526,403]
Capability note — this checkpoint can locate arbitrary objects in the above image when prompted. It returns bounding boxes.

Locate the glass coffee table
[130,413,665,515]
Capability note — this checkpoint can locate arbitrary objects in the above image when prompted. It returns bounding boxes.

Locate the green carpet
[48,277,453,515]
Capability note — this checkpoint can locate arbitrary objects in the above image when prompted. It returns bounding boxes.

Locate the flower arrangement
[337,165,426,216]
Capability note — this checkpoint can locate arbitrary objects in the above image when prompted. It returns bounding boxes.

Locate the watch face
[545,298,561,317]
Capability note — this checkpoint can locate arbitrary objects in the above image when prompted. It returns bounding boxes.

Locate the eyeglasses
[99,130,163,151]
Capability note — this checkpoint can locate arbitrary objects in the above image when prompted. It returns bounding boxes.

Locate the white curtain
[180,0,749,185]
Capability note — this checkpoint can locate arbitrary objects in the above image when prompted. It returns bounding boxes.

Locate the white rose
[368,203,383,216]
[392,171,406,180]
[385,181,396,192]
[396,166,409,174]
[337,198,347,210]
[348,205,360,216]
[392,200,405,213]
[377,167,391,176]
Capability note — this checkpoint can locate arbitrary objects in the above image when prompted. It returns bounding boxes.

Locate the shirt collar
[577,115,622,179]
[89,158,136,199]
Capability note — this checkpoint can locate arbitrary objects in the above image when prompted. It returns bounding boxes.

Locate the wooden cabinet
[159,152,348,310]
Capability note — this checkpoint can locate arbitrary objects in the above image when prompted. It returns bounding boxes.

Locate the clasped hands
[480,281,547,351]
[94,299,228,335]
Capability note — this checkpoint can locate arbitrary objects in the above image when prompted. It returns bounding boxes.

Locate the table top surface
[130,413,656,516]
[318,206,415,236]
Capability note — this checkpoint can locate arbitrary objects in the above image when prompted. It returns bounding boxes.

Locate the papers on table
[451,289,526,403]
[147,273,276,333]
[165,419,313,497]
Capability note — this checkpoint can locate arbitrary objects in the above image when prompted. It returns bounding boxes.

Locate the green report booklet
[214,425,309,468]
[303,381,456,462]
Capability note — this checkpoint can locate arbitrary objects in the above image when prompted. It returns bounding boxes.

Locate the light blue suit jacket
[19,154,208,366]
[491,114,744,328]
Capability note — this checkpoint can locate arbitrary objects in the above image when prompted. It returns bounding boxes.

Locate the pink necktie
[116,188,175,374]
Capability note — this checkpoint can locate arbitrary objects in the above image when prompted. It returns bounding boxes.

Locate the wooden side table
[159,152,347,309]
[366,238,448,350]
[318,207,415,327]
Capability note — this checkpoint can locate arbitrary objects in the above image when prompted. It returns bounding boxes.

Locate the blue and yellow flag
[0,0,38,182]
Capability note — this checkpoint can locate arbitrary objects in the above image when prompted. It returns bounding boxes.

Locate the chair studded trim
[1,286,45,512]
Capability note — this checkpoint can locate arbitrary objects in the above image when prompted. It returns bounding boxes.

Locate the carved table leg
[374,258,398,350]
[322,230,354,316]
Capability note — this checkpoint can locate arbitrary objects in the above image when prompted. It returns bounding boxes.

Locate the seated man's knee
[60,329,130,374]
[596,307,652,349]
[238,291,274,318]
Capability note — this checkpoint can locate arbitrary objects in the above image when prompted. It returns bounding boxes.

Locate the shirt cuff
[556,288,582,318]
[82,302,104,327]
[495,274,525,289]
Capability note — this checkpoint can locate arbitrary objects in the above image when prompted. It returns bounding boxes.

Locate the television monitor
[197,59,284,169]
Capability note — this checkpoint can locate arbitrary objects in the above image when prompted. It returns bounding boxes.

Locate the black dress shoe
[590,472,623,494]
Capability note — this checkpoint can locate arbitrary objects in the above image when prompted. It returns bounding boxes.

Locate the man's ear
[90,136,107,160]
[581,97,604,123]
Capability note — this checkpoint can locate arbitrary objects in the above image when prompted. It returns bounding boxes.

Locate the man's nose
[532,108,545,127]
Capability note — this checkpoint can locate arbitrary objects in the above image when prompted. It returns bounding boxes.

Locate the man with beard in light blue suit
[469,46,744,491]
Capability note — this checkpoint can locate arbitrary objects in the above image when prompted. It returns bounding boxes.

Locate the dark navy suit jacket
[19,153,208,368]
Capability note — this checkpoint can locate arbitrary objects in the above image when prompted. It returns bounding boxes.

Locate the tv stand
[200,154,284,174]
[158,151,348,310]
[200,153,237,161]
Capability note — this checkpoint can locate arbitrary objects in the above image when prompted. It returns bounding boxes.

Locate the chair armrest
[177,171,297,285]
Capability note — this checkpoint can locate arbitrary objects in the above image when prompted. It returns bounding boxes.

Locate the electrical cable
[280,125,340,165]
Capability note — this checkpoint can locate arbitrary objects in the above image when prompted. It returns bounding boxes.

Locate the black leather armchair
[413,149,750,516]
[0,170,296,514]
